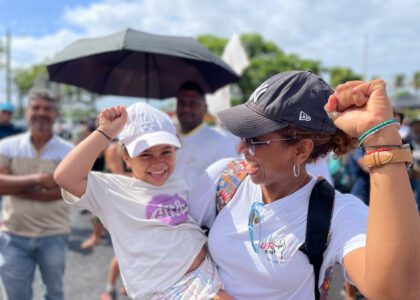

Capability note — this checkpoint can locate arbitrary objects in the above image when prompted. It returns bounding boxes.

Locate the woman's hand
[97,106,128,139]
[324,79,394,138]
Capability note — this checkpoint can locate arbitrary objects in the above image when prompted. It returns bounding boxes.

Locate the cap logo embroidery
[299,111,311,122]
[134,111,159,133]
[250,82,268,103]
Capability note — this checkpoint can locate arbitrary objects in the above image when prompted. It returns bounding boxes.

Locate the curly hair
[277,126,358,164]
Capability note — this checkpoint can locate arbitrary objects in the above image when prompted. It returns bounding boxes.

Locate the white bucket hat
[118,103,181,157]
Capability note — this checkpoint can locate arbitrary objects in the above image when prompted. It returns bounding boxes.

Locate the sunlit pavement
[32,206,128,300]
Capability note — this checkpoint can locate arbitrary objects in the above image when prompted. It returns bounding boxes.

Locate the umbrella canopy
[47,29,240,99]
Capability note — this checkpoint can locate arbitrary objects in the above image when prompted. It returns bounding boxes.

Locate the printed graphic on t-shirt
[146,194,189,225]
[320,266,334,299]
[260,238,286,258]
[259,232,301,264]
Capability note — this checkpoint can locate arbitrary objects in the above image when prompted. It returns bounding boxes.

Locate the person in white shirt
[54,103,232,300]
[174,82,238,189]
[187,71,420,299]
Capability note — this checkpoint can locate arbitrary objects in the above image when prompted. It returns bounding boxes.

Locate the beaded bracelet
[358,119,400,146]
[96,129,112,142]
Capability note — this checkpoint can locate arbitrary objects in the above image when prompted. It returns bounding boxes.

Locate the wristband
[358,119,400,145]
[96,129,112,142]
[363,144,413,170]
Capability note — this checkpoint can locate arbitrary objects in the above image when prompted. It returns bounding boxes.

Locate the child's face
[124,144,176,186]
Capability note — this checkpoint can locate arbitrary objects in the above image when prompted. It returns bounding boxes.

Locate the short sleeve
[188,158,233,228]
[0,139,14,168]
[61,171,112,216]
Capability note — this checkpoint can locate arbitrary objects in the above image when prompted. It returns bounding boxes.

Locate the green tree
[238,34,321,101]
[13,64,48,117]
[412,71,420,95]
[13,64,47,95]
[394,74,406,90]
[329,67,362,88]
[198,35,227,57]
[13,64,97,120]
[200,33,355,103]
[240,33,281,58]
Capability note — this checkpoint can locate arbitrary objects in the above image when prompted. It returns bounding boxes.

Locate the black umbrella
[47,29,240,99]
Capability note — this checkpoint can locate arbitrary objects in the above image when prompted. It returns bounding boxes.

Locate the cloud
[11,29,82,67]
[7,0,420,85]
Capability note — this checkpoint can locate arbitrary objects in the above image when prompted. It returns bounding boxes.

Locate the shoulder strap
[216,159,248,213]
[299,178,335,300]
[216,162,334,300]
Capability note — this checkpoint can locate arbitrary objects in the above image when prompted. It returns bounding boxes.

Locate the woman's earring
[293,163,300,177]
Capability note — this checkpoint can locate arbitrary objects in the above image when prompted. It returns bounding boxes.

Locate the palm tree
[394,74,406,91]
[412,71,420,95]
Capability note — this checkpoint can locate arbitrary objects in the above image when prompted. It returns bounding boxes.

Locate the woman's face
[123,144,177,186]
[238,131,297,187]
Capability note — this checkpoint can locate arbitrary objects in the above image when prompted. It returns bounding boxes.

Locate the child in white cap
[54,103,231,300]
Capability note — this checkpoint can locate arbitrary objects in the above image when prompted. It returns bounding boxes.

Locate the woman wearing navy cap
[188,71,420,299]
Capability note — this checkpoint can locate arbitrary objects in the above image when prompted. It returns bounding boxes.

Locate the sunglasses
[248,202,265,253]
[241,137,294,156]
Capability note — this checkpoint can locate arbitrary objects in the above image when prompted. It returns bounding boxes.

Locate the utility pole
[5,29,11,103]
[362,33,369,80]
[0,33,3,97]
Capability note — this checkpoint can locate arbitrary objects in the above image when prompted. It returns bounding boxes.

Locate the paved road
[29,206,346,300]
[32,207,128,300]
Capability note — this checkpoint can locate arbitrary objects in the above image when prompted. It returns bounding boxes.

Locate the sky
[0,0,419,108]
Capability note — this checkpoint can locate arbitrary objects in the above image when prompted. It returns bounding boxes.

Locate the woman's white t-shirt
[62,172,207,300]
[188,158,368,300]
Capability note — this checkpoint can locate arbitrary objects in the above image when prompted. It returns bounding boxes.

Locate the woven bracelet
[358,119,400,145]
[359,122,400,146]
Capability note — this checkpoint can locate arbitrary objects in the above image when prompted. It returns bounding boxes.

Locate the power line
[5,29,11,103]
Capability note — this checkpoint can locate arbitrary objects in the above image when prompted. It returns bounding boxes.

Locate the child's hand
[97,106,128,139]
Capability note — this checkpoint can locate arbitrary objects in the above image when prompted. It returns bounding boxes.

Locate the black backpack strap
[299,178,335,300]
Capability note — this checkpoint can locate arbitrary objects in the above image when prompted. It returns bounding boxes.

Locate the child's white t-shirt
[62,172,207,300]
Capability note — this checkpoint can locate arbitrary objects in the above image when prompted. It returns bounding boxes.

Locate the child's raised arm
[54,106,127,197]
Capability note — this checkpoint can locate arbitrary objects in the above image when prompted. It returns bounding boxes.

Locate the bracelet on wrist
[363,144,413,170]
[358,119,400,146]
[96,129,112,142]
[363,143,406,154]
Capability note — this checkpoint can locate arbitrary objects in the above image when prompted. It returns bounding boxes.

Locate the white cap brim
[124,131,181,157]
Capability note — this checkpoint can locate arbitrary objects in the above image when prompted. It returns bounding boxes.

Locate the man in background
[173,81,238,189]
[0,102,22,140]
[0,88,73,300]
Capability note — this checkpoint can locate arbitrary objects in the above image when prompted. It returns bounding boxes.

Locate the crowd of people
[0,71,419,300]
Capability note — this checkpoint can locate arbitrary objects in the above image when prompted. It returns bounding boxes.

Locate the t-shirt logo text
[146,194,189,225]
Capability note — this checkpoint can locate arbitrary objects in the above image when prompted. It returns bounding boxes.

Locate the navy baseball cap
[218,70,337,138]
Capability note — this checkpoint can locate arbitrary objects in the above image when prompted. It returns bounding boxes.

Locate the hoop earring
[293,163,300,177]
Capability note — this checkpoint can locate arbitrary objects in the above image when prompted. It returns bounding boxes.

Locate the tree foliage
[198,35,228,57]
[394,74,406,90]
[412,71,420,93]
[13,64,48,96]
[329,67,363,88]
[199,33,323,103]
